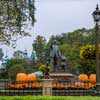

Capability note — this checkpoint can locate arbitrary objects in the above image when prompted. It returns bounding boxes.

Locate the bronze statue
[44,62,50,79]
[50,40,61,72]
[61,56,66,72]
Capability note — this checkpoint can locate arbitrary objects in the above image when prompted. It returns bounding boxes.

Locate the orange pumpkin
[8,84,15,88]
[56,84,62,88]
[16,73,27,82]
[26,74,36,81]
[74,82,82,88]
[88,83,95,88]
[60,84,64,88]
[35,83,42,88]
[78,74,88,82]
[39,83,43,88]
[31,83,36,88]
[34,83,39,88]
[15,84,26,89]
[89,74,96,83]
[52,84,57,88]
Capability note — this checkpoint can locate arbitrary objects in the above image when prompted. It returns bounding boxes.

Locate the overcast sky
[1,0,100,58]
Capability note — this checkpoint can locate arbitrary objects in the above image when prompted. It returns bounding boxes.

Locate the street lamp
[92,4,100,95]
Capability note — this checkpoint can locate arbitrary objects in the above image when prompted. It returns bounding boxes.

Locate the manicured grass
[0,96,99,100]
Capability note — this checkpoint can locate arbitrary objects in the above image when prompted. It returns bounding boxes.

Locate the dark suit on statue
[50,44,61,72]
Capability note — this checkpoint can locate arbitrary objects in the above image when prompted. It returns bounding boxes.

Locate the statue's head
[61,56,66,61]
[52,40,57,45]
[50,40,57,49]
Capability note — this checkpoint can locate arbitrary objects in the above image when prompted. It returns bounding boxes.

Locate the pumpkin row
[7,82,95,89]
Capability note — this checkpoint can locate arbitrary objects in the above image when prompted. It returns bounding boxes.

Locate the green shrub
[8,64,25,80]
[79,45,96,75]
[80,45,95,60]
[79,60,96,75]
[6,58,27,70]
[38,65,46,73]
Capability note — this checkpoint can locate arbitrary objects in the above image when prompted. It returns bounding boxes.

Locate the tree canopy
[32,35,46,64]
[0,0,35,45]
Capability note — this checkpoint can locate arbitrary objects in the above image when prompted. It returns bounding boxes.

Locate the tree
[13,50,28,58]
[0,48,4,60]
[6,58,36,79]
[6,58,27,70]
[59,44,80,73]
[0,0,35,45]
[8,64,25,80]
[32,35,46,64]
[79,60,95,75]
[79,45,96,75]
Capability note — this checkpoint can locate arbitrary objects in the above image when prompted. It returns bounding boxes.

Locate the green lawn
[0,96,99,100]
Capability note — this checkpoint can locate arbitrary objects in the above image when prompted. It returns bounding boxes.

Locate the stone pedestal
[42,79,54,96]
[50,73,74,81]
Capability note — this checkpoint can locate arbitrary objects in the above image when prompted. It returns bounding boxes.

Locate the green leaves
[80,45,95,60]
[32,35,46,64]
[6,58,27,70]
[0,0,35,45]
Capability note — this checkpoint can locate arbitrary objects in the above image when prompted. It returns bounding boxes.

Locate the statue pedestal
[50,73,74,81]
[42,79,54,96]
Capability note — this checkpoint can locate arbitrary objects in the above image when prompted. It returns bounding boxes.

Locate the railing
[0,80,42,96]
[0,80,96,96]
[52,80,95,96]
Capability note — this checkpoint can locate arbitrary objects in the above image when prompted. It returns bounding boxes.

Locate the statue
[30,48,37,61]
[61,56,66,72]
[44,62,50,79]
[50,40,61,72]
[2,55,9,69]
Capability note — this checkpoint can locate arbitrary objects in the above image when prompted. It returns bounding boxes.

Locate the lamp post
[92,4,100,95]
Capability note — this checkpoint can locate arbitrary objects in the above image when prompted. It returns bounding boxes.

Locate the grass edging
[0,96,99,100]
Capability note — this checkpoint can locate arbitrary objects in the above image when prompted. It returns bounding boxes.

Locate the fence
[0,79,96,96]
[52,80,95,96]
[0,80,42,96]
